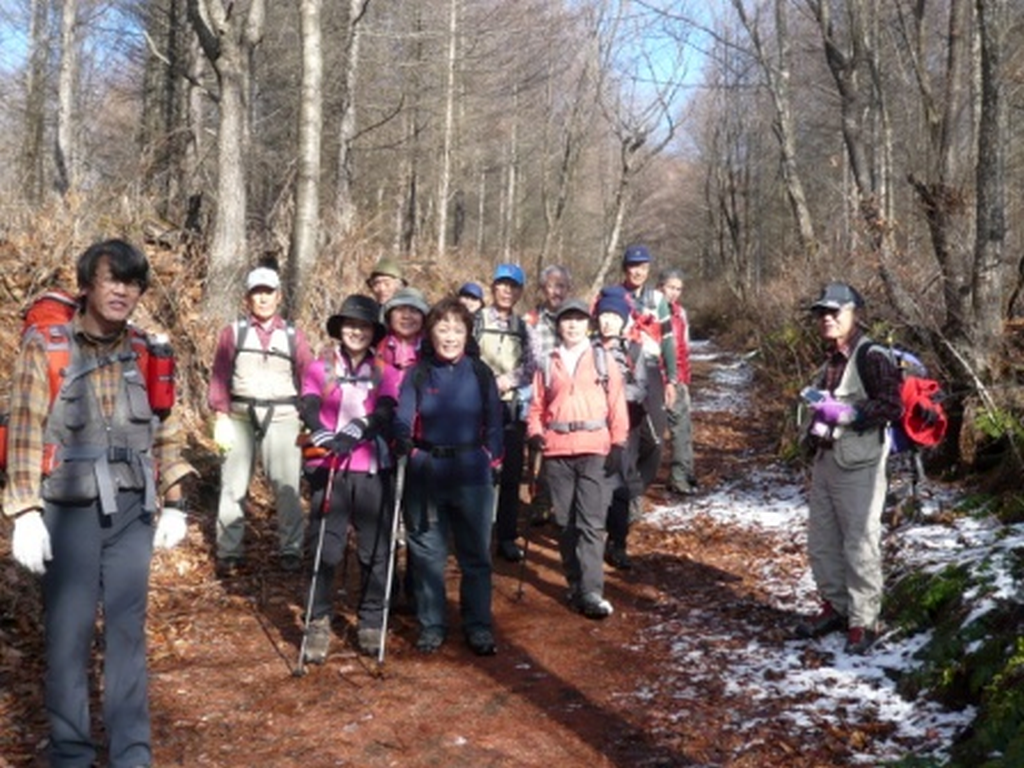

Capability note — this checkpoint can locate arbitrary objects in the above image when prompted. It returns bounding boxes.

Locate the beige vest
[230,321,298,417]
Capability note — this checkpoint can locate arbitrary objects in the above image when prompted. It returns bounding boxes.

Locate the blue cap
[493,263,525,287]
[622,244,652,265]
[458,282,484,301]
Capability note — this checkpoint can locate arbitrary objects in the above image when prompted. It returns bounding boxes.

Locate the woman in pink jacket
[297,295,401,663]
[526,299,629,619]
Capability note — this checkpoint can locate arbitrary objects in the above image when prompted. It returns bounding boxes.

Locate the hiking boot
[576,592,614,620]
[845,626,877,655]
[605,542,633,571]
[794,602,846,639]
[497,539,524,563]
[627,497,645,525]
[416,628,445,654]
[303,616,332,665]
[466,629,497,657]
[356,626,383,657]
[279,554,302,573]
[530,507,553,527]
[216,556,245,577]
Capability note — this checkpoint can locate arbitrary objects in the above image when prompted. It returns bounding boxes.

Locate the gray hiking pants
[807,447,888,629]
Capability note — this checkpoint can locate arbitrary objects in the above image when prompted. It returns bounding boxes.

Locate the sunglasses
[812,306,844,318]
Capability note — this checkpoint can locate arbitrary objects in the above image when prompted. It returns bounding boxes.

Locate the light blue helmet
[493,263,525,287]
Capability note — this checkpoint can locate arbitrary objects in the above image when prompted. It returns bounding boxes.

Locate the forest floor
[0,343,960,768]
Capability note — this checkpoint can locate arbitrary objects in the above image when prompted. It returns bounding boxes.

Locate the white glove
[213,417,235,453]
[12,511,52,575]
[154,507,188,550]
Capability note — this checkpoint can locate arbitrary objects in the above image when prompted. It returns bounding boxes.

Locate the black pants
[495,418,525,543]
[636,361,667,491]
[44,491,154,768]
[307,466,392,628]
[607,426,644,546]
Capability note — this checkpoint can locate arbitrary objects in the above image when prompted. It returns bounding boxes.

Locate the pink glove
[812,396,856,426]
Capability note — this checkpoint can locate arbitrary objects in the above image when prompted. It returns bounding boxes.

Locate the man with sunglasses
[795,282,902,655]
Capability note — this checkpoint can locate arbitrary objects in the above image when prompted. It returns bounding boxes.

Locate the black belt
[412,439,481,459]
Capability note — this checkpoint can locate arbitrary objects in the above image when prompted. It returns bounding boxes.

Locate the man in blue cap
[474,263,534,562]
[617,245,678,500]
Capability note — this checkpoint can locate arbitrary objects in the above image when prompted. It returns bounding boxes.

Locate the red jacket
[669,302,691,386]
[526,344,629,456]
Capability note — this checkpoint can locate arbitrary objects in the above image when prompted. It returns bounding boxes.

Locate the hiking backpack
[538,340,611,393]
[856,342,948,454]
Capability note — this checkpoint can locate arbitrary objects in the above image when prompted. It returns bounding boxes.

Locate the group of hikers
[2,236,897,768]
[2,238,696,767]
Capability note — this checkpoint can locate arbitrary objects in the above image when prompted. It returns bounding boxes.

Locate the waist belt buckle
[431,446,457,459]
[107,446,131,463]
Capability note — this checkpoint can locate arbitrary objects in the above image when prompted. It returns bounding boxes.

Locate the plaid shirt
[822,331,903,428]
[3,315,195,518]
[524,306,558,370]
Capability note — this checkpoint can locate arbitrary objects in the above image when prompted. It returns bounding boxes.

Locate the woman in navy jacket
[395,296,504,656]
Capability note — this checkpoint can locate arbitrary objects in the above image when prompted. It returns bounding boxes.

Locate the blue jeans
[404,480,494,637]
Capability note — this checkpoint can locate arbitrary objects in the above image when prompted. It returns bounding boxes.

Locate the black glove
[309,429,334,449]
[604,445,624,474]
[331,418,367,456]
[527,434,546,452]
[393,437,412,457]
[491,464,503,486]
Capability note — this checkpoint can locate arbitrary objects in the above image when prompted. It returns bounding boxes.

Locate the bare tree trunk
[288,0,323,314]
[733,0,819,262]
[501,87,519,263]
[55,0,79,196]
[972,0,1008,379]
[21,0,49,204]
[335,0,371,235]
[188,0,266,321]
[436,0,459,256]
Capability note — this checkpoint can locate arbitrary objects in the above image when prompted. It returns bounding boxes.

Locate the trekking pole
[293,455,339,678]
[515,449,545,602]
[376,455,408,673]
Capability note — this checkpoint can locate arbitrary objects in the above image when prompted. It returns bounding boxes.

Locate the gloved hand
[604,444,624,474]
[527,434,546,452]
[154,505,188,550]
[309,428,334,449]
[393,437,412,457]
[491,463,503,486]
[812,396,856,426]
[12,511,52,575]
[213,417,234,453]
[331,418,368,456]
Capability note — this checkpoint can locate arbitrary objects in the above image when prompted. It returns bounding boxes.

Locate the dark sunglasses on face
[812,306,842,318]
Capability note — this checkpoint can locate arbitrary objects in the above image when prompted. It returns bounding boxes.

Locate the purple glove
[812,396,856,426]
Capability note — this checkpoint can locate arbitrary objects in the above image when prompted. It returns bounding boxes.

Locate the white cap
[246,267,280,292]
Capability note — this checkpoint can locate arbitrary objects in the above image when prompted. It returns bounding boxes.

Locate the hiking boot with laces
[794,602,846,639]
[466,629,497,656]
[576,592,614,620]
[497,539,524,563]
[845,626,877,655]
[303,616,332,665]
[356,626,382,657]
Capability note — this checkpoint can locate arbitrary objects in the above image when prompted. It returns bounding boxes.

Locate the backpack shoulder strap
[592,341,609,393]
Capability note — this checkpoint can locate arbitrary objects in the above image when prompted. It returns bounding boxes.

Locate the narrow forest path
[2,341,969,767]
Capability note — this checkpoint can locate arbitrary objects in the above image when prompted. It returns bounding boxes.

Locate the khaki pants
[216,408,305,559]
[807,447,888,628]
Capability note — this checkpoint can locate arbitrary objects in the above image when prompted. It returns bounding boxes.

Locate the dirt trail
[2,347,859,767]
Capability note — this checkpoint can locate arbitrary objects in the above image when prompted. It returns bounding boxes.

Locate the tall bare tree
[334,0,372,235]
[288,0,323,313]
[21,0,50,204]
[55,0,79,196]
[188,0,267,319]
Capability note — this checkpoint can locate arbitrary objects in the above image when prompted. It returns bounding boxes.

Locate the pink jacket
[527,345,629,457]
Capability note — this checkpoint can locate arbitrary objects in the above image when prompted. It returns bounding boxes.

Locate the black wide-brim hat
[326,294,386,344]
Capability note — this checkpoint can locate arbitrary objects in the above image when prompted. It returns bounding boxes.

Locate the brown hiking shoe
[794,602,846,639]
[845,626,877,655]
